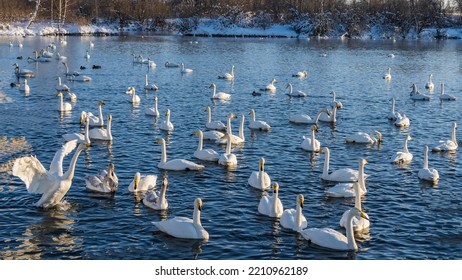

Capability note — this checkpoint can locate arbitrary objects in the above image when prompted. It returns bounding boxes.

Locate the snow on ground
[0,19,461,40]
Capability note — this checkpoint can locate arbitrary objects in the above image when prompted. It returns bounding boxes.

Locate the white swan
[180,63,193,74]
[383,67,391,80]
[249,109,271,131]
[280,194,308,232]
[432,122,458,152]
[392,135,413,164]
[425,74,434,90]
[292,70,308,78]
[81,101,105,127]
[202,130,225,141]
[143,175,168,210]
[345,131,382,145]
[387,97,401,121]
[210,83,231,100]
[57,92,72,112]
[418,145,439,183]
[319,101,341,123]
[128,172,157,192]
[66,92,77,102]
[152,198,209,239]
[339,183,370,232]
[289,108,329,124]
[321,147,364,182]
[144,74,158,91]
[56,77,70,92]
[218,133,237,167]
[62,62,80,77]
[248,157,271,190]
[55,52,67,61]
[85,163,118,193]
[19,79,30,94]
[127,87,140,104]
[205,106,226,131]
[300,124,320,152]
[330,91,343,109]
[326,158,368,198]
[12,140,85,208]
[394,114,410,128]
[28,50,51,62]
[85,50,90,60]
[156,138,205,171]
[192,130,220,162]
[264,78,277,92]
[89,114,113,141]
[439,83,456,101]
[301,207,368,251]
[216,113,244,145]
[410,83,430,101]
[258,182,284,218]
[89,41,94,48]
[13,63,34,78]
[69,74,92,82]
[159,109,174,132]
[286,83,308,97]
[145,96,160,117]
[218,65,234,80]
[63,116,91,147]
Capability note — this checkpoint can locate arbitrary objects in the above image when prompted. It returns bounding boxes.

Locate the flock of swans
[5,38,460,254]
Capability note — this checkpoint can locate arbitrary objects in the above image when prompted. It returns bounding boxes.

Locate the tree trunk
[26,0,41,29]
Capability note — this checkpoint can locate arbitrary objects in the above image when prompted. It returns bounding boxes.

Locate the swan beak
[197,199,202,211]
[299,196,304,209]
[85,143,91,148]
[134,177,139,190]
[360,211,369,220]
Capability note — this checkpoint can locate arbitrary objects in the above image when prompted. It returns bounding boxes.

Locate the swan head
[165,109,170,116]
[154,96,158,102]
[134,172,141,190]
[125,87,135,94]
[259,157,265,171]
[375,131,383,142]
[204,106,211,112]
[406,135,412,141]
[162,174,168,188]
[272,182,279,193]
[285,83,292,89]
[311,124,319,133]
[195,198,203,211]
[452,122,457,129]
[80,112,86,124]
[98,100,105,106]
[209,83,216,89]
[297,194,304,209]
[249,108,255,116]
[192,130,203,137]
[155,138,166,145]
[360,158,368,166]
[56,92,63,97]
[321,147,329,153]
[228,113,237,119]
[350,207,369,220]
[24,79,28,85]
[271,78,277,83]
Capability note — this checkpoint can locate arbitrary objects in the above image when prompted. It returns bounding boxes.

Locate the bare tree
[26,0,41,29]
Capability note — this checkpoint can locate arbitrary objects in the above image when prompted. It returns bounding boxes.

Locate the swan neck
[227,116,233,135]
[403,138,409,153]
[207,109,212,123]
[107,117,112,139]
[225,135,232,154]
[354,183,362,210]
[391,98,395,113]
[239,115,245,139]
[198,133,203,151]
[452,125,457,144]
[98,104,104,125]
[193,205,201,226]
[314,111,323,123]
[145,75,148,85]
[59,94,64,110]
[295,200,302,232]
[346,212,357,250]
[423,147,428,169]
[251,110,256,122]
[272,189,279,216]
[161,141,167,163]
[63,146,84,180]
[84,120,90,145]
[322,149,330,179]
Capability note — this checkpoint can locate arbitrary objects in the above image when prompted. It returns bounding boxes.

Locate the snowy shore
[1,19,462,40]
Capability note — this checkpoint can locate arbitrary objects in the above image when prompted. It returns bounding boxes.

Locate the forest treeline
[1,0,461,37]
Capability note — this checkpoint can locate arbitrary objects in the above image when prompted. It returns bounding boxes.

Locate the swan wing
[280,209,296,229]
[418,168,439,182]
[12,156,54,194]
[328,168,358,182]
[161,159,205,171]
[301,228,349,251]
[63,133,84,142]
[326,183,355,198]
[289,114,312,124]
[141,175,158,190]
[49,140,78,176]
[85,174,105,191]
[153,217,207,239]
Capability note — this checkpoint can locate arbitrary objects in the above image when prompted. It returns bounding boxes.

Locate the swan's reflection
[2,208,82,260]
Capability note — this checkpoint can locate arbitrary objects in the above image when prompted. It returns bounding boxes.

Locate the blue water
[0,35,461,260]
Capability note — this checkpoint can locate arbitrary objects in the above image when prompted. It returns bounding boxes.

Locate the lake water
[0,35,461,260]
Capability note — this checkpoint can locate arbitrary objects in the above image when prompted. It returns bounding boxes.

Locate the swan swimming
[143,174,169,210]
[339,182,370,232]
[264,78,277,92]
[57,92,72,112]
[280,194,308,232]
[321,147,364,182]
[394,114,410,128]
[249,109,271,131]
[383,67,391,80]
[128,172,157,192]
[326,158,368,198]
[56,77,70,92]
[392,135,413,164]
[152,198,209,239]
[89,114,113,141]
[127,87,141,104]
[81,101,105,127]
[425,74,434,90]
[418,145,439,183]
[180,63,193,74]
[345,131,382,145]
[258,182,284,218]
[192,130,220,162]
[210,83,231,100]
[19,79,30,94]
[63,116,91,147]
[410,83,430,101]
[286,83,308,97]
[387,97,401,121]
[145,96,160,117]
[248,157,271,190]
[319,101,341,123]
[300,124,321,152]
[216,113,244,145]
[432,122,458,152]
[301,207,368,251]
[439,83,456,101]
[13,63,34,78]
[218,133,237,167]
[218,64,234,80]
[205,106,226,131]
[289,108,329,124]
[292,70,308,78]
[12,140,85,208]
[144,74,158,91]
[159,109,174,132]
[156,138,205,171]
[165,61,180,68]
[85,163,119,193]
